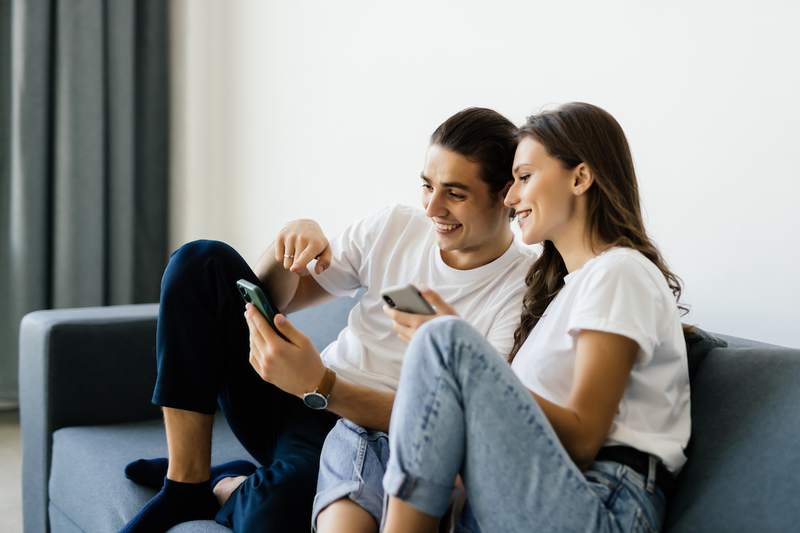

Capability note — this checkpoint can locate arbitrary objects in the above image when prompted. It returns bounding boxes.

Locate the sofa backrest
[288,295,359,350]
[665,336,800,532]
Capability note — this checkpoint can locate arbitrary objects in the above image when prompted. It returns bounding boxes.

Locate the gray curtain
[0,0,169,404]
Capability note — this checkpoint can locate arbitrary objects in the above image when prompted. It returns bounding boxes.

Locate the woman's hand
[275,219,332,276]
[383,288,458,342]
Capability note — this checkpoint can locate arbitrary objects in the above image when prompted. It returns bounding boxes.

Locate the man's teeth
[435,222,461,231]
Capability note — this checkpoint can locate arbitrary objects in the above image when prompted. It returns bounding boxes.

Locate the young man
[121,108,535,533]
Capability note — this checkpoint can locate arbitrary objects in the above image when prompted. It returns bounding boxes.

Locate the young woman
[381,102,691,533]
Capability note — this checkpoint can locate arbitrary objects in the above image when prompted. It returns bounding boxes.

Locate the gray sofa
[19,298,800,532]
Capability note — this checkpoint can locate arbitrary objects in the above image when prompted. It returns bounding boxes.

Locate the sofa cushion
[49,414,248,532]
[665,336,800,532]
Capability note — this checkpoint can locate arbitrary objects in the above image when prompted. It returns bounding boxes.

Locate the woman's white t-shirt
[310,204,536,392]
[510,247,691,474]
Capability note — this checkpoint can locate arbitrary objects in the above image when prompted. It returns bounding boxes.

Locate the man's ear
[572,163,594,196]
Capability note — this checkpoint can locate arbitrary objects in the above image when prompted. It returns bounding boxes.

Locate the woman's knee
[408,316,482,370]
[415,315,467,344]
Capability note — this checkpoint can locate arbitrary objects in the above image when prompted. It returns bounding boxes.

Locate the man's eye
[421,184,433,191]
[448,192,466,200]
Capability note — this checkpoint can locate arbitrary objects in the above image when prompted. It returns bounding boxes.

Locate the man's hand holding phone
[237,278,326,397]
[275,219,333,276]
[243,302,327,398]
[381,285,459,342]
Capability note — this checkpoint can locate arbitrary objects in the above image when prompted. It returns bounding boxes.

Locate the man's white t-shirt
[510,247,691,474]
[309,204,535,392]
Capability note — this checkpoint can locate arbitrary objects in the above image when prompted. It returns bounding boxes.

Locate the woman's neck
[552,220,609,274]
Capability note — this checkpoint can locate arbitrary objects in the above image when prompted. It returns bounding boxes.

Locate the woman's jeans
[152,240,336,532]
[383,317,666,533]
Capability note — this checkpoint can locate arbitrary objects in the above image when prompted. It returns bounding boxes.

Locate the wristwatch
[303,368,337,410]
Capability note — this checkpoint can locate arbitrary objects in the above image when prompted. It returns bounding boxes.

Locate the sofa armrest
[19,303,161,533]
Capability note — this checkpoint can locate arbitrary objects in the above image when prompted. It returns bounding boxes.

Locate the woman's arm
[530,330,638,470]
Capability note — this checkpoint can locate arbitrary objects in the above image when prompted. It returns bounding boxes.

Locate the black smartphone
[381,284,436,315]
[236,279,289,341]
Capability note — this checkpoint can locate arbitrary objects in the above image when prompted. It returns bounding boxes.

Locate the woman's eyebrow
[512,163,530,174]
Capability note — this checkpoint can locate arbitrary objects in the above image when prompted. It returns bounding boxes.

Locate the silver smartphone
[381,284,436,315]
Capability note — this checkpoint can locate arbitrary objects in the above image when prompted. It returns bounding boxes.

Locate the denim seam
[351,434,368,500]
[391,333,468,511]
[409,371,447,475]
[604,464,628,509]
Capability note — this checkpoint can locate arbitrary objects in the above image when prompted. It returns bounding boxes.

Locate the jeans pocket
[584,465,625,508]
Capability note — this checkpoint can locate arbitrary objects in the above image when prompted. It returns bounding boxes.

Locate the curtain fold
[0,0,169,404]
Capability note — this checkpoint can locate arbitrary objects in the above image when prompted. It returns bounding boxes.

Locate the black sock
[125,458,257,489]
[119,478,219,533]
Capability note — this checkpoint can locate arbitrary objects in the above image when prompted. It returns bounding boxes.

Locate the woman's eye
[519,174,531,183]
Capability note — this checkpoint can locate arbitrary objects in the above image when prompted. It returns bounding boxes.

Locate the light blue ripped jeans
[382,316,666,533]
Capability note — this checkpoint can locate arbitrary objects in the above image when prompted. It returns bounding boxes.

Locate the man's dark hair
[430,107,518,197]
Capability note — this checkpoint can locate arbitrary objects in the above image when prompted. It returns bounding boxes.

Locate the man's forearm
[327,377,395,432]
[253,241,300,310]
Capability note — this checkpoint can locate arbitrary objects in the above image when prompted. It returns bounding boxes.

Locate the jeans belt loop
[646,454,657,493]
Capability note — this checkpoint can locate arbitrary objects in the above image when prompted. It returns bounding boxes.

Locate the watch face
[303,392,328,410]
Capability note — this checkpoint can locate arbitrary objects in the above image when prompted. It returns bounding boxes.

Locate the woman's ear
[572,163,594,196]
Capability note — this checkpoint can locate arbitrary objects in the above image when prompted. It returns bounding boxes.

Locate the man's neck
[440,229,515,270]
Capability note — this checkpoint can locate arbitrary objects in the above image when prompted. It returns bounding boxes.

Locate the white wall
[170,0,800,348]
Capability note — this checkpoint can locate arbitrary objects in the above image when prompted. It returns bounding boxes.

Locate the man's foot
[119,478,219,532]
[125,458,257,490]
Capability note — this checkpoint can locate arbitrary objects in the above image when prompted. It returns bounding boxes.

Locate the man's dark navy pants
[152,239,337,532]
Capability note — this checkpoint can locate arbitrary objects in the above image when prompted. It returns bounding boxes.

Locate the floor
[0,409,23,533]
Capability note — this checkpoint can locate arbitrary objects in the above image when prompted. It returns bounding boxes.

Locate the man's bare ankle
[166,465,212,484]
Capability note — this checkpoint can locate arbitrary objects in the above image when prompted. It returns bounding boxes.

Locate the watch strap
[316,367,337,398]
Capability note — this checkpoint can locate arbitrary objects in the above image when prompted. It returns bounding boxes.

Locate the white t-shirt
[510,247,691,474]
[309,204,535,392]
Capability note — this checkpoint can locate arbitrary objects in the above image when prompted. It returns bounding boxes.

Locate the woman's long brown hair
[508,103,687,363]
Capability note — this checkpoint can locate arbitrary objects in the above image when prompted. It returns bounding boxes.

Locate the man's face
[421,144,510,258]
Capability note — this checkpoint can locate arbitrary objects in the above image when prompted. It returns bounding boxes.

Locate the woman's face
[504,136,578,246]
